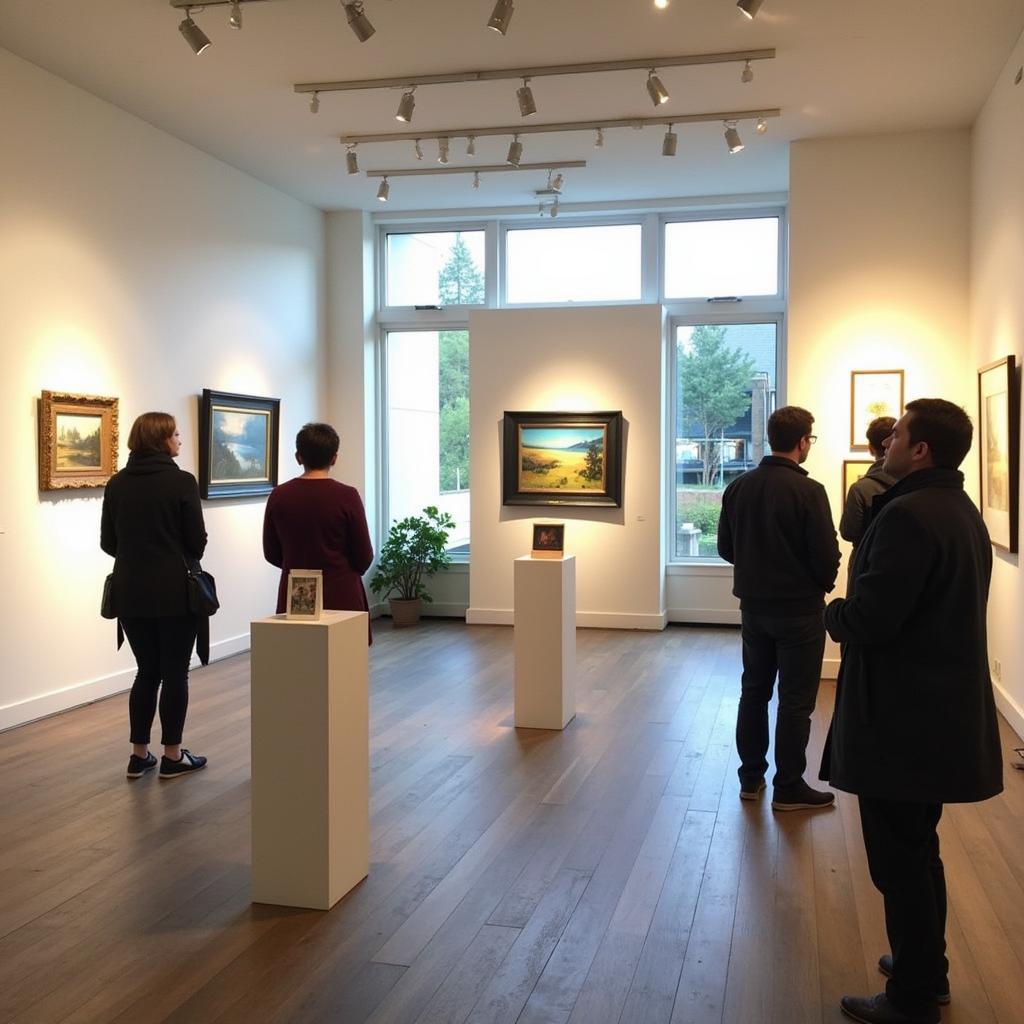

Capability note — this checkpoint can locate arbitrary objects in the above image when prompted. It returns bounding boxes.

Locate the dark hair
[127,412,176,453]
[865,415,896,455]
[767,406,814,452]
[904,399,973,469]
[296,422,339,469]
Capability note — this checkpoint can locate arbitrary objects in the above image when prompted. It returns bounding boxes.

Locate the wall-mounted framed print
[198,389,279,499]
[978,355,1018,553]
[531,522,565,559]
[38,390,119,491]
[502,411,624,507]
[842,460,875,498]
[850,370,904,450]
[286,569,323,620]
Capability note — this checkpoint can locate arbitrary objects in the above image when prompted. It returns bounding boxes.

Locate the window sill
[666,561,733,577]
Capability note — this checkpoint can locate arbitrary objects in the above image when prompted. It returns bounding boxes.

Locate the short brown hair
[127,412,176,453]
[866,416,896,455]
[767,406,814,452]
[296,422,339,470]
[904,399,973,469]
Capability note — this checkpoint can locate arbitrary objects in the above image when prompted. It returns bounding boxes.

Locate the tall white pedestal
[250,610,369,910]
[514,555,576,730]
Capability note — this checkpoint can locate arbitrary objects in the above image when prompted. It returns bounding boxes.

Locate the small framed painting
[978,356,1018,553]
[286,569,323,620]
[503,410,624,507]
[38,390,119,490]
[842,460,875,498]
[198,389,280,499]
[531,523,565,559]
[850,370,904,450]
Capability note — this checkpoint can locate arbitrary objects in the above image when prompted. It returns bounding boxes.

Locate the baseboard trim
[466,608,666,630]
[666,607,741,626]
[373,601,468,620]
[0,632,252,734]
[993,680,1024,743]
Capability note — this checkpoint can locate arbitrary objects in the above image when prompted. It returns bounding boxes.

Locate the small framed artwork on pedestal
[286,569,323,620]
[531,523,565,559]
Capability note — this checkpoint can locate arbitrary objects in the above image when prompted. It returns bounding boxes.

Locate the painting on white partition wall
[850,370,904,450]
[198,389,280,499]
[978,356,1018,552]
[38,390,119,490]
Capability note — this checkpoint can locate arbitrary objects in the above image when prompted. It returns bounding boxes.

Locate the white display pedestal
[514,555,576,730]
[250,610,369,910]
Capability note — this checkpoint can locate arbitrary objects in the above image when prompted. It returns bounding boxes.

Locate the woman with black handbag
[101,412,209,780]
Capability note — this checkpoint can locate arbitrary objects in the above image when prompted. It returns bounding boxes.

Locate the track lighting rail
[363,160,587,178]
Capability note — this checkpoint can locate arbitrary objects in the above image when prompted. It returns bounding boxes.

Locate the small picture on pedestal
[532,523,565,559]
[286,569,323,620]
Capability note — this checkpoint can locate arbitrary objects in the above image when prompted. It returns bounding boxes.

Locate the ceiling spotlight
[724,120,744,153]
[517,77,537,117]
[538,202,545,217]
[473,171,481,190]
[654,0,669,7]
[646,69,670,107]
[487,0,514,35]
[178,9,211,55]
[437,137,450,164]
[662,126,678,157]
[344,2,375,43]
[594,127,604,148]
[467,136,476,157]
[756,116,767,134]
[396,87,416,123]
[737,0,764,19]
[741,60,753,84]
[309,91,320,114]
[346,145,359,175]
[551,172,564,191]
[413,139,423,160]
[550,198,559,218]
[229,1,242,28]
[507,134,523,166]
[377,176,390,202]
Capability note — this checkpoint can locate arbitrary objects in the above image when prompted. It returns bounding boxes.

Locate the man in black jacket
[822,399,1003,1024]
[718,405,841,811]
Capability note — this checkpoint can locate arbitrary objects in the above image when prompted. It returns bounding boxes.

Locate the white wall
[789,129,972,677]
[0,50,325,730]
[467,305,666,629]
[971,32,1024,740]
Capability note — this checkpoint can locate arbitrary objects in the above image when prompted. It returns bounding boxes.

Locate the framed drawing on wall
[842,460,875,498]
[502,411,624,507]
[850,370,904,450]
[38,390,119,490]
[978,355,1018,552]
[198,389,280,499]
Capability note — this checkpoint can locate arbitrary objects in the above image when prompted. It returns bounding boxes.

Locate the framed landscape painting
[842,460,875,498]
[978,356,1018,552]
[38,390,119,490]
[198,389,280,499]
[502,411,624,507]
[850,370,904,450]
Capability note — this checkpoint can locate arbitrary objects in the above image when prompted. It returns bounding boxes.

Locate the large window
[664,216,780,299]
[385,230,485,307]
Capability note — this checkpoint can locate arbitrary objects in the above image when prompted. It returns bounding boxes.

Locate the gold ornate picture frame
[38,390,119,490]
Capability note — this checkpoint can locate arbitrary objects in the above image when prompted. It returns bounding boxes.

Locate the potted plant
[370,505,456,627]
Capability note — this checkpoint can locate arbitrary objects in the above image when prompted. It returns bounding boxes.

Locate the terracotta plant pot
[389,597,423,627]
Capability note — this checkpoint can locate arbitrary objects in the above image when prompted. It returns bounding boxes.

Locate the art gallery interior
[1,1,1023,1021]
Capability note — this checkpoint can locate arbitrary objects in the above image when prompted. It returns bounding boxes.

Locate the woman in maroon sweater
[262,423,374,630]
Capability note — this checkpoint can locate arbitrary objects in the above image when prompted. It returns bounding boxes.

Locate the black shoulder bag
[100,573,125,650]
[184,557,219,665]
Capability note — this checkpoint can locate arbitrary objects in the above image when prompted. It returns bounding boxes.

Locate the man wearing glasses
[717,405,840,810]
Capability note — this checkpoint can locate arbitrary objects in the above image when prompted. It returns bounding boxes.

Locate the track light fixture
[662,125,677,156]
[551,172,564,191]
[396,86,416,123]
[724,120,744,153]
[737,0,764,19]
[756,116,767,134]
[309,91,320,114]
[594,127,604,148]
[437,137,450,164]
[346,145,359,174]
[654,0,669,8]
[229,1,242,28]
[344,2,375,43]
[741,60,753,84]
[507,134,523,166]
[473,171,481,190]
[376,176,389,202]
[466,136,476,157]
[646,70,670,107]
[413,139,423,160]
[178,9,212,55]
[550,198,559,218]
[488,0,514,36]
[517,77,537,117]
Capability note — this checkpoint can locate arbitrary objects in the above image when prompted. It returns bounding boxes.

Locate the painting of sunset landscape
[518,424,607,492]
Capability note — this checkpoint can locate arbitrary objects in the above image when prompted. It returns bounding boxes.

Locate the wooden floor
[2,622,1023,1024]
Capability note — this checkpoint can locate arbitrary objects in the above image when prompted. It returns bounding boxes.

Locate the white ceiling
[1,0,1022,213]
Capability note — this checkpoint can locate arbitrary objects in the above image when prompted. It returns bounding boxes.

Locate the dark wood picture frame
[198,389,280,499]
[38,390,119,490]
[532,522,566,557]
[502,410,624,508]
[978,355,1019,553]
[850,369,904,450]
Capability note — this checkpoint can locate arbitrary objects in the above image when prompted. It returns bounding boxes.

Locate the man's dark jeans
[736,609,825,790]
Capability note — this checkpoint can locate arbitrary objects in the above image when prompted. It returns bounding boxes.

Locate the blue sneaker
[159,749,207,779]
[126,752,157,779]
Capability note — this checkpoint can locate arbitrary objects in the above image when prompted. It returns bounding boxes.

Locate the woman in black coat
[101,412,209,780]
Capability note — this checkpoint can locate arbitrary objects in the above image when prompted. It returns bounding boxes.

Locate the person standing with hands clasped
[717,405,841,811]
[822,399,1003,1024]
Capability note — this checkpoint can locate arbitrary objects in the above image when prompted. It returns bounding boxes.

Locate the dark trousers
[121,615,198,746]
[858,797,947,1017]
[736,610,825,790]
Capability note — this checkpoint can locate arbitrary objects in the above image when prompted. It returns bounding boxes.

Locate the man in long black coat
[821,398,1003,1024]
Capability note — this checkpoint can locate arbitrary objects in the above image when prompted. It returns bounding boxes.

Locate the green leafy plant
[369,506,456,603]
